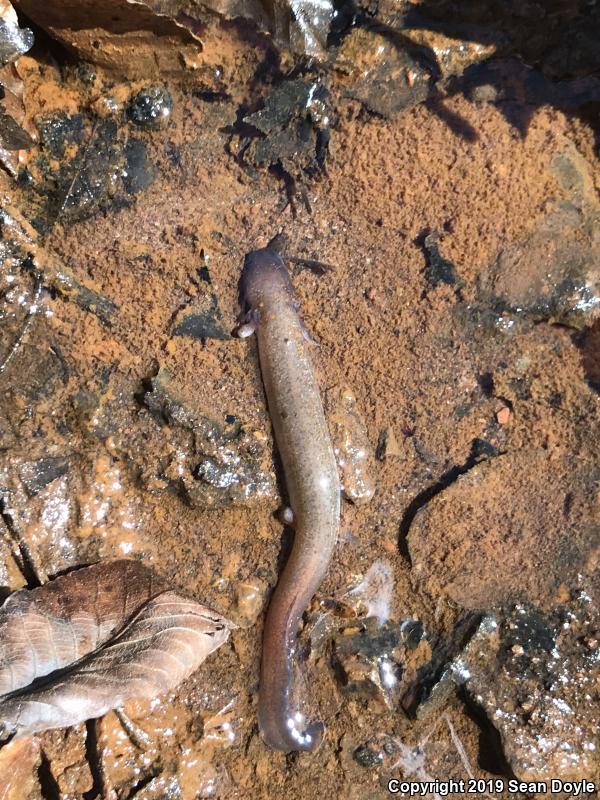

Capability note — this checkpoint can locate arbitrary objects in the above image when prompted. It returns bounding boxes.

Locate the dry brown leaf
[0,560,232,739]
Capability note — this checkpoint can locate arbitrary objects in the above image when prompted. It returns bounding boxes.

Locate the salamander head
[240,247,296,313]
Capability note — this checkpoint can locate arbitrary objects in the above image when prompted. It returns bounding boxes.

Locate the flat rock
[408,449,600,611]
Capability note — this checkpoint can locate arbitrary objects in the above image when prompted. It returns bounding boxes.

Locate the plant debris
[0,559,231,739]
[241,78,331,174]
[0,201,118,322]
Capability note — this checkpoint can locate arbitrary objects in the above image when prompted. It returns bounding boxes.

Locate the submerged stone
[353,743,384,768]
[477,214,600,329]
[461,597,600,782]
[127,86,173,129]
[18,457,69,497]
[421,230,462,289]
[143,369,275,508]
[0,2,33,65]
[477,144,600,329]
[334,28,433,118]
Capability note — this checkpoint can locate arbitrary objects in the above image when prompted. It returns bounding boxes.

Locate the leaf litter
[0,559,232,739]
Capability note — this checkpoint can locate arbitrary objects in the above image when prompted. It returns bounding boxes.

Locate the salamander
[239,245,340,752]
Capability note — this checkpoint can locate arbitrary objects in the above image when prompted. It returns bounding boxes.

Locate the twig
[444,714,494,799]
[115,708,151,751]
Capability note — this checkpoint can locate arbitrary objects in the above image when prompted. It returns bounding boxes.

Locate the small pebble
[127,87,173,129]
[353,744,384,768]
[234,578,267,627]
[496,406,510,425]
[376,427,401,460]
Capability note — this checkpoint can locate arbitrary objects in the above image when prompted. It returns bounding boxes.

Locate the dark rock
[246,80,327,134]
[478,223,600,329]
[171,307,230,341]
[18,457,69,497]
[401,613,484,720]
[461,597,600,782]
[477,145,600,330]
[501,605,555,656]
[400,619,424,650]
[73,63,96,85]
[0,110,33,150]
[54,271,118,325]
[421,230,461,288]
[353,743,384,768]
[0,7,33,66]
[122,137,156,194]
[142,369,275,508]
[171,264,229,340]
[335,618,403,660]
[335,28,433,118]
[333,617,406,710]
[578,318,600,393]
[470,438,498,461]
[1,317,68,403]
[127,87,173,129]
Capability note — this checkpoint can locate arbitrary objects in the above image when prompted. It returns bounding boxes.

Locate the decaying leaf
[0,559,232,739]
[242,77,331,173]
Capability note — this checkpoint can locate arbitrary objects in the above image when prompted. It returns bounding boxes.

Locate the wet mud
[0,0,600,797]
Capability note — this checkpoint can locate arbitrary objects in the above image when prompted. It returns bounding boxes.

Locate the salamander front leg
[235,308,259,338]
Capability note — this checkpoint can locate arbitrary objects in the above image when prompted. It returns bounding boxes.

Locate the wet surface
[0,0,600,797]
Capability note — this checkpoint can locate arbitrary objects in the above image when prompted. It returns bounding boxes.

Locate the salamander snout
[240,247,295,312]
